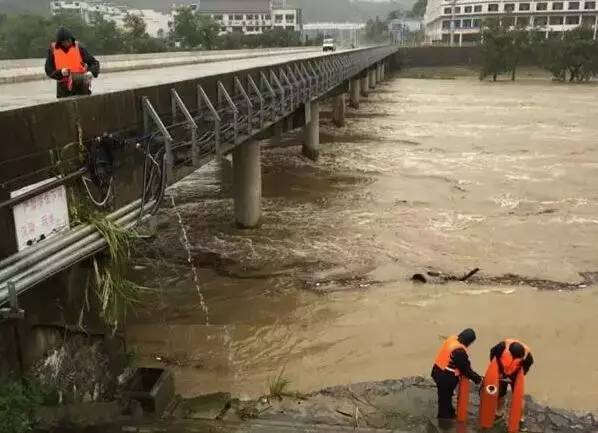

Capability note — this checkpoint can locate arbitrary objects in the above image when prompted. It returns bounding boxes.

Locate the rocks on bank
[166,377,597,433]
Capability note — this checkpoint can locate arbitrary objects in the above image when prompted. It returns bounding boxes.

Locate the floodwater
[126,75,598,412]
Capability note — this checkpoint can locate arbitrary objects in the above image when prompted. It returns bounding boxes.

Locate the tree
[506,24,530,81]
[479,19,512,81]
[408,0,428,18]
[172,6,201,49]
[197,15,220,50]
[92,17,125,54]
[537,27,598,81]
[365,16,388,43]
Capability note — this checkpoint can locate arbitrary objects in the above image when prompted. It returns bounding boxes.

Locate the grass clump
[268,368,292,401]
[0,378,43,433]
[89,216,150,330]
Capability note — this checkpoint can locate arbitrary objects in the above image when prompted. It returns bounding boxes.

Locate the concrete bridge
[0,45,398,309]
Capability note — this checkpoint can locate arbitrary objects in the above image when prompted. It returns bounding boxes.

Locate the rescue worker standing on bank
[490,339,534,420]
[45,27,100,98]
[432,329,482,419]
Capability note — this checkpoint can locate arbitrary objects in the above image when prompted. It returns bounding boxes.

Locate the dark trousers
[432,365,459,419]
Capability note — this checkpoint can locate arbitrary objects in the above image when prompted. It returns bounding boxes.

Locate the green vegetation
[365,17,389,44]
[0,8,310,59]
[90,216,148,329]
[0,378,43,433]
[268,368,292,401]
[480,21,598,82]
[408,0,428,18]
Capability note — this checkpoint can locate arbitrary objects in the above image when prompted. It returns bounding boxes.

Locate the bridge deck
[0,48,331,112]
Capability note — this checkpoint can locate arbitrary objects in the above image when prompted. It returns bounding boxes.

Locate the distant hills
[0,0,415,21]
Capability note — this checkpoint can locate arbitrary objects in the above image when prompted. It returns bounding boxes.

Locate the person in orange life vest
[432,329,482,419]
[490,339,534,418]
[44,27,100,98]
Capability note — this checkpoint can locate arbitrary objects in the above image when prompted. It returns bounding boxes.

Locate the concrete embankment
[0,47,318,84]
[36,377,598,432]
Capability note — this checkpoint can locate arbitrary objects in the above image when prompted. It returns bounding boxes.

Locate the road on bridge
[0,48,343,112]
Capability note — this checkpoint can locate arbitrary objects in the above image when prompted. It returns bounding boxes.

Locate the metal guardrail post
[294,64,308,103]
[279,68,293,112]
[286,65,300,103]
[218,81,239,145]
[234,77,253,136]
[197,85,222,155]
[171,89,200,167]
[247,75,265,129]
[142,96,174,183]
[260,72,277,122]
[308,62,319,100]
[300,63,313,100]
[270,70,284,117]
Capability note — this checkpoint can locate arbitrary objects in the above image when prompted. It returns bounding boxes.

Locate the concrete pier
[381,63,386,81]
[360,76,369,97]
[233,141,262,228]
[303,100,320,161]
[350,78,360,108]
[333,94,346,127]
[369,69,376,89]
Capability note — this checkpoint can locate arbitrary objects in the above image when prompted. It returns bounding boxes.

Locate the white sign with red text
[11,178,70,251]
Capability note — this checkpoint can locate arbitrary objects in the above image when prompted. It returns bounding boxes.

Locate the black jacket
[432,347,482,384]
[490,341,534,376]
[44,27,100,97]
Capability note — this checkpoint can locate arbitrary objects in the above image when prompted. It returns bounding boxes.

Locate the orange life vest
[52,41,87,91]
[500,339,530,376]
[434,335,467,376]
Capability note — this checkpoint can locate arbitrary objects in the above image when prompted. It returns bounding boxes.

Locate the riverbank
[37,377,598,432]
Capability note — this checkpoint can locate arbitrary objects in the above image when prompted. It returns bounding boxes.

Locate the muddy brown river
[127,75,598,412]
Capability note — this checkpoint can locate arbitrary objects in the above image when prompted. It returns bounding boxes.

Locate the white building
[50,1,170,38]
[424,0,598,45]
[171,0,303,36]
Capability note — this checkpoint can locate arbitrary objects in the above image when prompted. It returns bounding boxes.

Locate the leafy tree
[197,15,220,50]
[172,6,201,49]
[506,24,530,80]
[92,17,125,54]
[219,31,243,49]
[365,16,388,43]
[537,27,598,81]
[408,0,428,18]
[479,19,512,81]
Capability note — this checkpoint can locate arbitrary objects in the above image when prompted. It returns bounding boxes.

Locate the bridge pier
[233,140,262,228]
[369,68,377,89]
[350,78,360,108]
[333,94,346,127]
[303,100,320,161]
[381,63,386,81]
[360,76,369,97]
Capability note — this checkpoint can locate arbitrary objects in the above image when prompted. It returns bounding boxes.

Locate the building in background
[388,18,423,44]
[50,1,170,37]
[302,22,365,47]
[170,0,303,36]
[424,0,598,45]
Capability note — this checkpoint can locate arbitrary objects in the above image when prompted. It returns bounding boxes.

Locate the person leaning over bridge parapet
[44,27,100,99]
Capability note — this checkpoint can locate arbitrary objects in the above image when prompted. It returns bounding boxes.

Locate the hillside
[0,0,415,21]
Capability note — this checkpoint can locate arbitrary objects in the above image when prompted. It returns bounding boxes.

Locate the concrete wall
[397,46,482,68]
